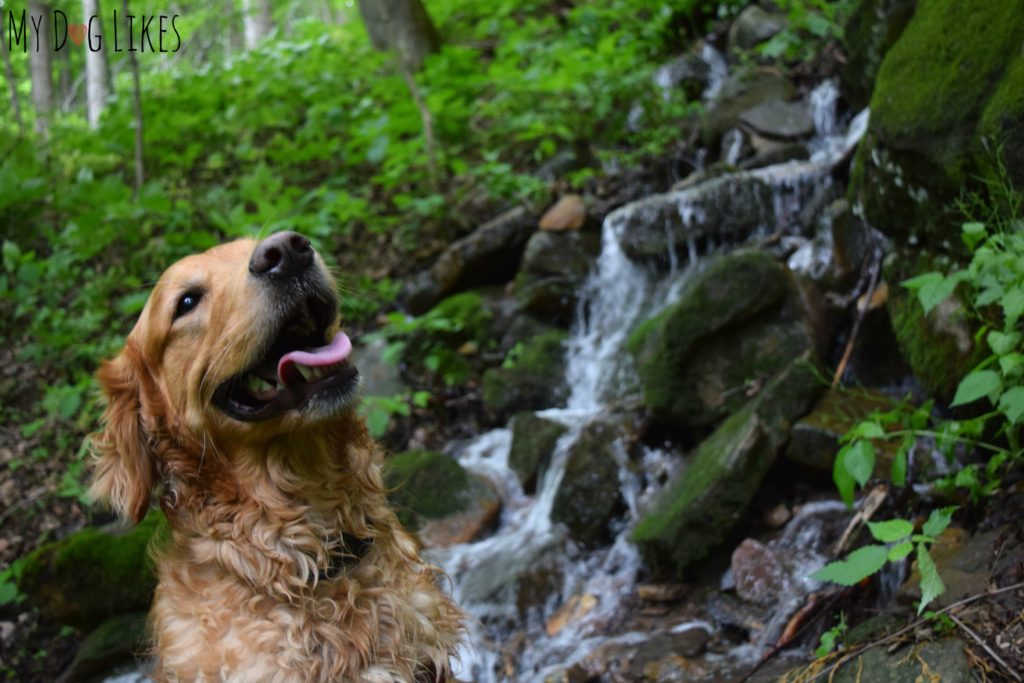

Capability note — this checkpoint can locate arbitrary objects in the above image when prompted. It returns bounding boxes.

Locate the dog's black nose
[249,231,313,278]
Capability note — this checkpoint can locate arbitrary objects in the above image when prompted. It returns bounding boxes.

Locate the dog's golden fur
[89,237,464,682]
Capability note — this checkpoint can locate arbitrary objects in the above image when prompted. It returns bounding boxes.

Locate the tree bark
[242,0,273,50]
[123,0,144,195]
[28,0,54,135]
[357,0,441,72]
[0,22,24,135]
[57,42,72,111]
[83,0,109,127]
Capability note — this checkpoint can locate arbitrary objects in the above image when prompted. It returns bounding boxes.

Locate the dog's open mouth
[212,297,359,422]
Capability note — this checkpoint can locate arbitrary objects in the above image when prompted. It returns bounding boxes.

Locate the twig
[804,581,1024,682]
[833,484,888,556]
[947,612,1023,682]
[832,250,882,388]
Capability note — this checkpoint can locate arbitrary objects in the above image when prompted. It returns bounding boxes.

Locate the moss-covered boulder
[839,0,916,110]
[551,421,626,548]
[62,611,149,682]
[849,0,1024,249]
[627,249,824,429]
[384,450,473,531]
[508,412,568,494]
[885,252,986,401]
[482,329,568,417]
[17,510,166,630]
[632,354,822,577]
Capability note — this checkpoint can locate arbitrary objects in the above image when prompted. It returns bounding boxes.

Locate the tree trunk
[0,22,24,135]
[28,0,54,135]
[242,0,273,50]
[83,0,109,128]
[357,0,441,72]
[57,43,72,112]
[123,0,144,195]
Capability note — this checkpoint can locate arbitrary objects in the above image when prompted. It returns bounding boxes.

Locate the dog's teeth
[245,375,262,392]
[255,378,275,392]
[296,365,314,382]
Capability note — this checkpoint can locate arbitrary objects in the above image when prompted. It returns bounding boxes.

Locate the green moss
[550,422,624,548]
[428,291,493,342]
[508,412,568,493]
[383,450,471,530]
[978,58,1024,184]
[482,330,568,416]
[17,510,167,629]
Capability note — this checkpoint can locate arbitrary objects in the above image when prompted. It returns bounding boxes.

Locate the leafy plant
[813,508,955,614]
[360,391,431,438]
[756,0,852,62]
[815,611,847,658]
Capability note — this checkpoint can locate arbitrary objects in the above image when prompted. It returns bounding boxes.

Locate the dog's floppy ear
[89,346,156,524]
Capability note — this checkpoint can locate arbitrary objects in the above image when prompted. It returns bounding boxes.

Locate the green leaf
[849,421,885,440]
[843,440,875,487]
[891,437,910,486]
[999,352,1024,377]
[116,291,150,316]
[1003,286,1024,325]
[365,407,390,438]
[833,445,857,507]
[950,370,1001,407]
[902,272,957,314]
[888,541,914,562]
[987,330,1021,356]
[381,341,405,366]
[917,544,945,614]
[921,506,956,538]
[868,519,913,543]
[998,386,1024,423]
[811,545,889,586]
[961,221,987,250]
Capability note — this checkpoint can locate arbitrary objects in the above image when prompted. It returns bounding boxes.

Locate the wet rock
[627,250,825,428]
[737,141,810,170]
[654,48,712,101]
[61,612,148,682]
[403,206,537,314]
[830,639,972,683]
[849,0,1024,250]
[899,527,1004,608]
[840,0,917,110]
[569,629,711,682]
[731,539,791,605]
[482,329,568,418]
[886,251,986,401]
[17,511,165,630]
[516,230,599,325]
[829,199,874,280]
[727,5,788,54]
[417,475,502,548]
[785,389,898,475]
[719,128,751,166]
[551,421,627,548]
[704,67,794,139]
[508,412,568,494]
[739,99,815,140]
[540,194,587,231]
[633,354,823,577]
[384,450,475,531]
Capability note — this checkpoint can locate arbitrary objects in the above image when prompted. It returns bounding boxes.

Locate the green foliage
[359,391,431,439]
[815,612,848,658]
[756,0,852,62]
[813,507,955,614]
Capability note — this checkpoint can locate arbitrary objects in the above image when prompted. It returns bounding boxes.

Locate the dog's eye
[173,291,203,320]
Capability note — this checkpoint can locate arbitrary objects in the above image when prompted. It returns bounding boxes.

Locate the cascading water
[430,73,871,681]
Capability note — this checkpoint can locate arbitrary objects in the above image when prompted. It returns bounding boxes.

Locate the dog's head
[90,231,361,522]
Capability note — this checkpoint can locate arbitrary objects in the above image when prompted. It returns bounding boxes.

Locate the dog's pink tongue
[278,332,352,383]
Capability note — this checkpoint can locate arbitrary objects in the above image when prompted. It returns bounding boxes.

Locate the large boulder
[550,421,627,548]
[384,450,475,530]
[404,206,537,314]
[508,412,568,494]
[482,329,568,417]
[839,0,916,110]
[627,249,825,429]
[17,511,166,630]
[849,0,1024,250]
[727,5,787,55]
[632,354,822,577]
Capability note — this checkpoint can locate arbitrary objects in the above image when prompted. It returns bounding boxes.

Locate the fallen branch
[832,250,883,388]
[947,612,1023,682]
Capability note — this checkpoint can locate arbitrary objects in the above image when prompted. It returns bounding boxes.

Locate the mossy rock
[17,510,167,630]
[849,0,1024,249]
[63,611,149,682]
[839,0,916,110]
[383,450,473,531]
[551,421,626,548]
[633,354,823,578]
[627,249,823,429]
[482,329,568,417]
[508,412,568,494]
[885,251,986,401]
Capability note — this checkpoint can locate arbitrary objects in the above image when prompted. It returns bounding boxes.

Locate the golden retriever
[89,231,464,682]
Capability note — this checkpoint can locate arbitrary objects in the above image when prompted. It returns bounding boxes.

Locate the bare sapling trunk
[83,0,109,127]
[28,0,54,136]
[242,0,273,50]
[0,24,25,135]
[123,0,144,195]
[357,0,441,72]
